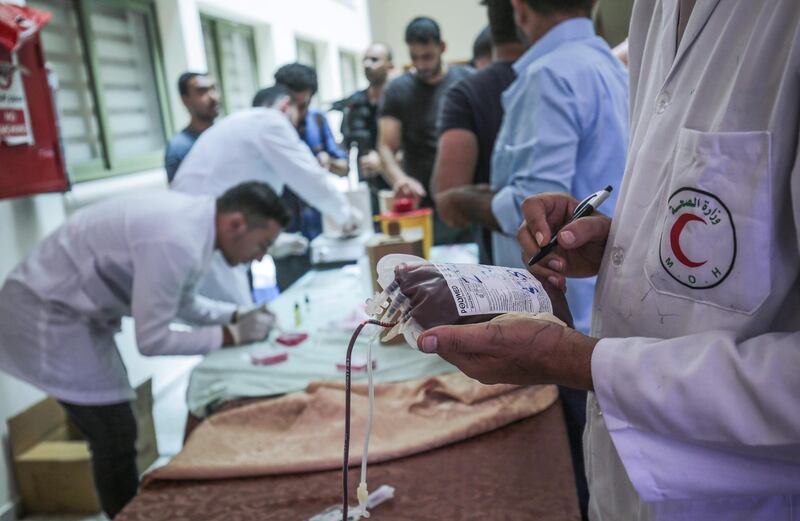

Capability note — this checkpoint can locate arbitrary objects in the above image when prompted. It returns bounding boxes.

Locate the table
[117,245,580,520]
[118,401,580,521]
[186,246,479,417]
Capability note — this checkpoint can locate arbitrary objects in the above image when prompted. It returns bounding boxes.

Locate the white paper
[0,52,34,146]
[433,263,553,317]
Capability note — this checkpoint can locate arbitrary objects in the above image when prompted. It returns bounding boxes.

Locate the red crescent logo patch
[659,188,736,289]
[670,213,708,268]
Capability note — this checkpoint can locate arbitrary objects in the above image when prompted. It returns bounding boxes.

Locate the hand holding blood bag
[345,256,574,520]
[367,255,573,346]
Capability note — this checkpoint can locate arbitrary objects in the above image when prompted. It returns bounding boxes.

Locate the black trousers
[59,400,139,519]
[558,386,590,521]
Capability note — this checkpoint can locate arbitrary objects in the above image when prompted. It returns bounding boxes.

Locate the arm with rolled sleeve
[433,82,479,194]
[491,68,579,236]
[131,242,225,356]
[258,115,352,226]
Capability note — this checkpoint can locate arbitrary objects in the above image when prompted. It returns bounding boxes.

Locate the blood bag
[366,255,572,346]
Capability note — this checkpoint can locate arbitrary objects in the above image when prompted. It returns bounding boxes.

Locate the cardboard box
[366,233,424,294]
[7,380,159,515]
[366,233,424,346]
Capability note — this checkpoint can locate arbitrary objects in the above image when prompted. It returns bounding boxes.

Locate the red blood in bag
[275,332,308,347]
[250,352,289,366]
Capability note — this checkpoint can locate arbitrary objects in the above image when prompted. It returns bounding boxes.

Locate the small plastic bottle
[293,302,302,327]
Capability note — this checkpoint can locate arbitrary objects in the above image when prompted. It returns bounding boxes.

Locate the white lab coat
[171,108,354,304]
[586,1,800,519]
[0,193,236,405]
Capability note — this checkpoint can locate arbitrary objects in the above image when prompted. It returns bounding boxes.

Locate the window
[339,50,359,98]
[201,16,259,115]
[28,0,171,182]
[296,39,318,71]
[296,38,325,108]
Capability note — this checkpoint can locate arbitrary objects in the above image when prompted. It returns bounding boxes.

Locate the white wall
[0,0,372,517]
[368,0,487,69]
[0,195,65,521]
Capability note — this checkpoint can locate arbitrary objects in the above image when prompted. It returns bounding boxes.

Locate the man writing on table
[0,182,288,518]
[418,1,800,519]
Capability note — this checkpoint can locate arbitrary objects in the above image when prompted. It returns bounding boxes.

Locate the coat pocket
[644,128,772,314]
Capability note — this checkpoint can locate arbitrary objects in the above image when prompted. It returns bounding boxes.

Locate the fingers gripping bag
[365,254,573,346]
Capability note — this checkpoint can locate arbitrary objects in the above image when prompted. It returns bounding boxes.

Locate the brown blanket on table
[148,373,558,481]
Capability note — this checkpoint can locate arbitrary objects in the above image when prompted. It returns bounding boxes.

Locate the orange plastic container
[374,208,434,259]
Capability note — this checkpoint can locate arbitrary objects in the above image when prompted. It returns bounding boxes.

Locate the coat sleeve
[130,242,225,356]
[176,292,236,326]
[592,330,800,501]
[258,115,353,226]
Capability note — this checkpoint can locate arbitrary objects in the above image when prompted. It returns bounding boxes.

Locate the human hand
[330,157,349,177]
[435,184,493,228]
[435,189,470,228]
[225,305,276,346]
[267,232,309,259]
[341,206,365,236]
[359,151,382,178]
[518,192,611,290]
[391,262,571,331]
[417,312,597,390]
[393,175,427,202]
[316,151,331,170]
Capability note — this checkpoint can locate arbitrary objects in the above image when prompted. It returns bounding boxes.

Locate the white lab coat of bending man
[172,85,360,305]
[0,182,285,518]
[0,183,286,405]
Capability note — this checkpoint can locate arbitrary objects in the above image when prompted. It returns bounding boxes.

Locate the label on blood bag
[433,263,553,317]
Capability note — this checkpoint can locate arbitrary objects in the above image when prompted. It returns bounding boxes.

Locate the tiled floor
[20,370,192,521]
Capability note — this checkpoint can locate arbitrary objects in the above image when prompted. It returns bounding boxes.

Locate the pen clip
[572,194,594,217]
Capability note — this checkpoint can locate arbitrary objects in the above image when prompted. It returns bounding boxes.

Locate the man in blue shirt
[493,0,627,334]
[442,0,628,334]
[438,1,627,516]
[273,63,348,289]
[164,72,220,183]
[275,63,348,179]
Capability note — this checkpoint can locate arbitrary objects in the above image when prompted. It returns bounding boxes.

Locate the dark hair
[178,72,207,97]
[216,182,291,228]
[274,63,318,95]
[472,26,492,61]
[369,42,394,63]
[252,85,291,108]
[481,0,521,45]
[405,17,441,45]
[521,0,593,17]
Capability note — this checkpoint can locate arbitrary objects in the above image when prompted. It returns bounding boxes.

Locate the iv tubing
[343,320,396,521]
[358,332,378,504]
